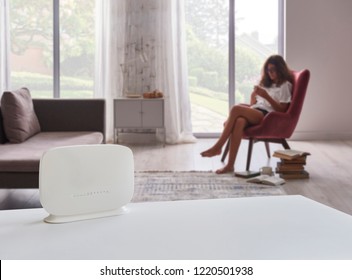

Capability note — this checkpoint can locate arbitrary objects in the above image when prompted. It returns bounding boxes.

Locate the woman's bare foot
[215,165,234,174]
[200,147,222,157]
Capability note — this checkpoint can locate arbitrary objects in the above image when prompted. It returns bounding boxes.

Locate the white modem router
[39,144,134,223]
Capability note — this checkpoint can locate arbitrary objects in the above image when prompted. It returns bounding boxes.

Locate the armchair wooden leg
[246,139,254,171]
[282,139,291,150]
[221,139,230,162]
[264,141,271,158]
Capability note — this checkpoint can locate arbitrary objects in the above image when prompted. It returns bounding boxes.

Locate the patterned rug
[132,171,285,202]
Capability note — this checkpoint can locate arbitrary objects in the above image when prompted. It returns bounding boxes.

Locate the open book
[273,149,311,160]
[246,175,286,186]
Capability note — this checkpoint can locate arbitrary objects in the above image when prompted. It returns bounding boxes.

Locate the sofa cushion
[0,131,104,172]
[1,87,41,143]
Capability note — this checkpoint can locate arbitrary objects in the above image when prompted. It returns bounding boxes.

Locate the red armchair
[221,69,310,170]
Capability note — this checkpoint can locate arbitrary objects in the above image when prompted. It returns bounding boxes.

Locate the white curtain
[95,0,126,142]
[95,0,195,144]
[0,0,10,95]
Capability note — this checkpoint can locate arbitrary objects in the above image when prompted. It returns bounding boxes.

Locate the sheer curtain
[0,0,10,95]
[95,0,195,144]
[95,0,126,142]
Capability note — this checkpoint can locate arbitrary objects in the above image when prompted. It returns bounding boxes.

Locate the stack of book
[273,149,311,179]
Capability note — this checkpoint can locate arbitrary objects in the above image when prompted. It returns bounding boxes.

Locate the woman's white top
[251,81,292,112]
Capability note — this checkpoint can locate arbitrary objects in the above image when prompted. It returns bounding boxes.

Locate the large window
[234,0,281,104]
[185,0,229,133]
[185,0,282,134]
[8,0,281,114]
[9,0,53,98]
[9,0,95,98]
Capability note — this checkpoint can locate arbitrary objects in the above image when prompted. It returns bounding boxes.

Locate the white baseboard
[291,131,352,140]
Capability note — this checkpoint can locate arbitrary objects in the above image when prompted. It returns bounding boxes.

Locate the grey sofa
[0,98,106,188]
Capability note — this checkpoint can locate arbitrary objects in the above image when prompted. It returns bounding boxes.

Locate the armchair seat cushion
[0,131,103,172]
[244,112,294,139]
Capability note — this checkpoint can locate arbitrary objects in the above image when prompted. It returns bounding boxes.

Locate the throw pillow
[1,87,41,143]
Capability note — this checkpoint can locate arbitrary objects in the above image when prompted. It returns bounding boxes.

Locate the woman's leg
[215,117,247,174]
[201,105,264,157]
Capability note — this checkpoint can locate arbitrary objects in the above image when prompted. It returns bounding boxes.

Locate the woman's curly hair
[260,55,293,87]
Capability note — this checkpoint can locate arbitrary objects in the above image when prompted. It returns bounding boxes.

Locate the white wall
[286,0,352,139]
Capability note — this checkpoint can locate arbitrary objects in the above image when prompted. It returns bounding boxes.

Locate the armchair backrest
[287,69,310,124]
[244,69,310,139]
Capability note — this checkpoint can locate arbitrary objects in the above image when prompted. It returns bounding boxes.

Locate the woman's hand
[250,86,268,105]
[253,86,270,99]
[252,85,288,112]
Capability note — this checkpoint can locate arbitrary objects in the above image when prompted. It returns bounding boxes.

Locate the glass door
[185,0,282,135]
[234,0,280,105]
[185,0,229,134]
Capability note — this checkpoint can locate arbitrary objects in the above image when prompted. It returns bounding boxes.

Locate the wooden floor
[1,138,352,215]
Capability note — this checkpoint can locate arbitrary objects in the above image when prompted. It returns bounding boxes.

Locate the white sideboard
[113,98,165,143]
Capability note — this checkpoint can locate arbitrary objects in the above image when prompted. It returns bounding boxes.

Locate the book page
[263,176,286,186]
[247,175,285,185]
[247,175,270,183]
[274,149,310,157]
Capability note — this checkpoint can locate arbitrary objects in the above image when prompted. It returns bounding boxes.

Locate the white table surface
[1,195,352,260]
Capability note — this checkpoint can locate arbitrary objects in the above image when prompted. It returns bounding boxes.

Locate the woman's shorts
[255,108,269,116]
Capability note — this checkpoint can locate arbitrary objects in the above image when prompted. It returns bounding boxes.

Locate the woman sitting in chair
[200,54,293,174]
